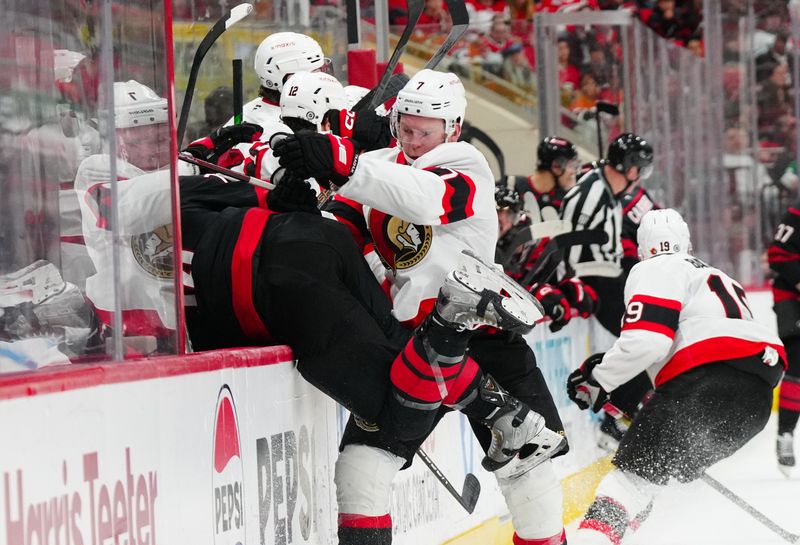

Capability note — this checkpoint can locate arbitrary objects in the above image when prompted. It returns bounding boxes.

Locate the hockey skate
[479,375,567,477]
[597,412,629,452]
[777,432,795,477]
[436,250,545,334]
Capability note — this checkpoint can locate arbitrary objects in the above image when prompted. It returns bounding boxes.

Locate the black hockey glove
[184,122,263,162]
[266,168,320,215]
[558,277,599,318]
[327,108,392,152]
[531,283,571,333]
[566,353,609,412]
[272,131,361,189]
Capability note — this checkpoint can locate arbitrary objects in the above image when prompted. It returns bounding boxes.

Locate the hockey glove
[531,283,571,333]
[558,277,599,318]
[327,108,392,152]
[184,122,263,162]
[566,353,609,412]
[266,171,320,215]
[272,131,360,189]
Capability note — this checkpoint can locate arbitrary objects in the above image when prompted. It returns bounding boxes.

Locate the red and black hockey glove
[272,131,360,189]
[531,283,572,333]
[566,353,608,412]
[558,277,599,318]
[183,122,263,162]
[266,168,320,215]
[326,108,392,152]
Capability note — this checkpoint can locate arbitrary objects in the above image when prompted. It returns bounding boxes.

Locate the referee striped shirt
[560,166,623,277]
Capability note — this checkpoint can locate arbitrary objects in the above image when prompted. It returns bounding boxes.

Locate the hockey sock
[388,313,477,439]
[338,516,392,545]
[778,376,800,435]
[496,462,565,545]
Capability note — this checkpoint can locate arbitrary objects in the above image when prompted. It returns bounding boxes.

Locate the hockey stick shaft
[232,58,244,125]
[178,153,275,190]
[701,473,800,543]
[416,448,479,513]
[424,0,469,70]
[365,0,424,111]
[177,3,253,144]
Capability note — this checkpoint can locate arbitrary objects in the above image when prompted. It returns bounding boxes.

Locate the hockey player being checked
[566,208,786,545]
[274,69,570,545]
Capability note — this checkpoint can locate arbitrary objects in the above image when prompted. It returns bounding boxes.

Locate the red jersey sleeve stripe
[768,245,800,263]
[424,167,476,224]
[629,294,681,311]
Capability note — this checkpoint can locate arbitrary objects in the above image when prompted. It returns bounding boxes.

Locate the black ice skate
[436,250,545,334]
[479,375,566,477]
[777,432,795,477]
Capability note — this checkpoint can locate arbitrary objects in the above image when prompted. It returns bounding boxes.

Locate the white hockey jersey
[331,142,497,326]
[74,155,194,335]
[593,252,786,392]
[224,96,281,129]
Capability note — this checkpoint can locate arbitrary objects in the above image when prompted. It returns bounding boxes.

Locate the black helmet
[606,133,653,175]
[494,184,521,212]
[537,136,578,171]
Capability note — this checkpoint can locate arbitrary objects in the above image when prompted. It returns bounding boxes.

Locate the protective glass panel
[1,1,180,369]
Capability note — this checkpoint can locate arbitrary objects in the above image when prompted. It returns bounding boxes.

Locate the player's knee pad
[495,460,563,539]
[593,468,659,520]
[334,444,405,516]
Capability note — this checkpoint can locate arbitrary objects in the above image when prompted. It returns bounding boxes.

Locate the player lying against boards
[566,208,786,545]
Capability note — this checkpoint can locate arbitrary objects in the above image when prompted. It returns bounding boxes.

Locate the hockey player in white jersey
[274,69,570,545]
[224,32,328,129]
[74,80,194,350]
[566,208,786,545]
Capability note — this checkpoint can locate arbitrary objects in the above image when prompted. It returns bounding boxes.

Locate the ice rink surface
[566,415,800,545]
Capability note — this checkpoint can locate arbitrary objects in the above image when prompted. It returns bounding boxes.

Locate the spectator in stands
[465,0,508,34]
[416,0,451,32]
[757,61,791,133]
[586,42,612,86]
[638,0,680,41]
[558,35,581,104]
[686,34,704,57]
[756,30,789,71]
[501,42,534,90]
[479,14,518,74]
[569,72,600,111]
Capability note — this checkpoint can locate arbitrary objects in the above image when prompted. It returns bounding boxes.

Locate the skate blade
[504,430,567,479]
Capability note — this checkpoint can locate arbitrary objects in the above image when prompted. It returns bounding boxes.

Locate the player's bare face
[118,123,171,171]
[396,114,447,159]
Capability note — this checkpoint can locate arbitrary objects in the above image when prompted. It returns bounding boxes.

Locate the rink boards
[0,291,779,545]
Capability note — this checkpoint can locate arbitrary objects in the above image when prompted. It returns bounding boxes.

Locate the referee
[560,132,655,421]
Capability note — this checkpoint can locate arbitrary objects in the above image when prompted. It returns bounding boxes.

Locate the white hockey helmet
[254,32,327,92]
[112,80,168,129]
[280,72,347,131]
[391,69,466,137]
[638,208,692,260]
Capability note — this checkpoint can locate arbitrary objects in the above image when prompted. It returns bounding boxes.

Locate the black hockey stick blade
[521,230,609,287]
[424,0,469,70]
[416,448,480,513]
[701,473,800,543]
[177,3,253,143]
[364,0,424,111]
[460,473,481,513]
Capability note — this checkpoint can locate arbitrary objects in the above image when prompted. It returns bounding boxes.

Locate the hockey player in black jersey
[566,208,785,545]
[511,135,579,215]
[767,201,800,475]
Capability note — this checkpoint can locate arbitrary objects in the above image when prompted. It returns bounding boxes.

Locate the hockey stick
[353,0,469,112]
[362,0,424,112]
[178,153,275,190]
[701,473,800,544]
[424,0,469,70]
[232,58,244,125]
[177,3,253,144]
[416,448,481,514]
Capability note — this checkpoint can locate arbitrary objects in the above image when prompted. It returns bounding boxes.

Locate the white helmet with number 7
[391,69,467,138]
[280,72,347,131]
[638,208,692,260]
[254,32,327,92]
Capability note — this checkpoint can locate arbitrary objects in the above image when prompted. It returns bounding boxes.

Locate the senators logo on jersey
[372,213,433,271]
[130,224,175,279]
